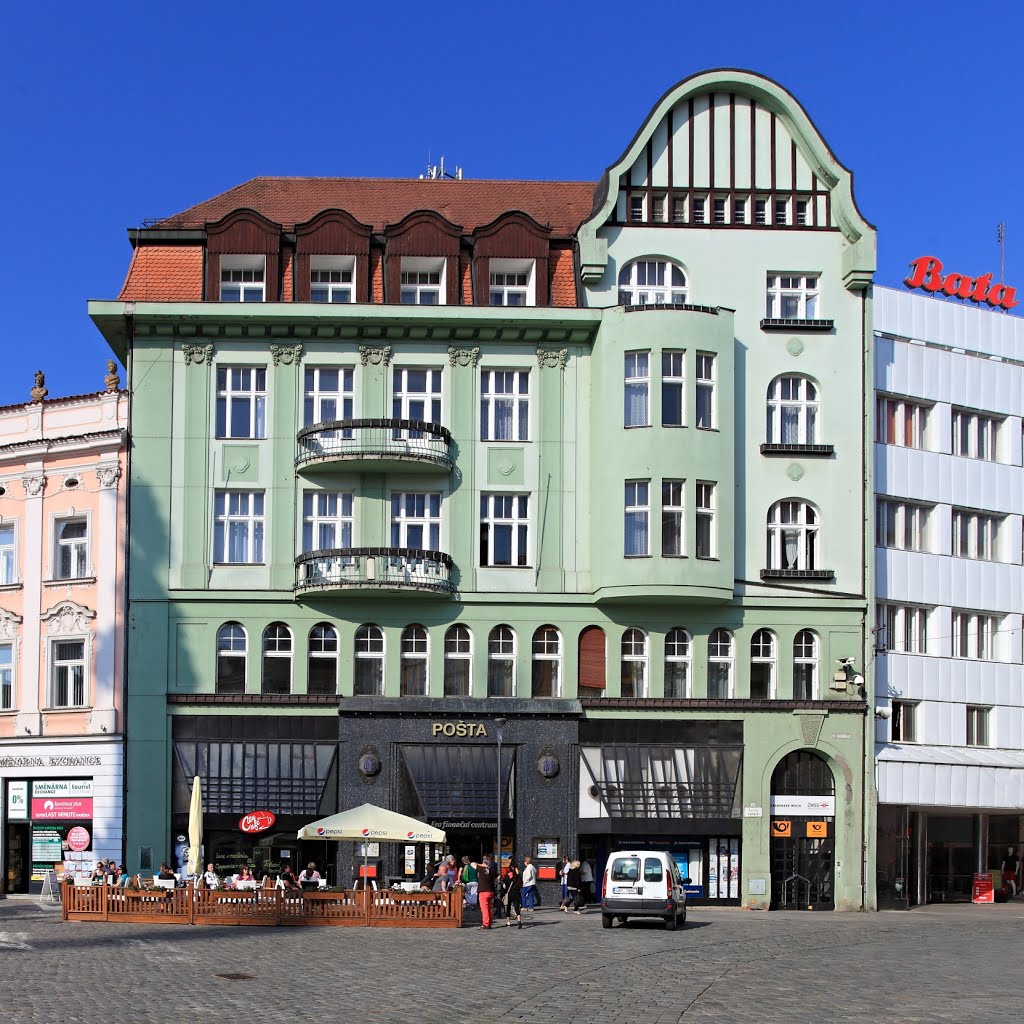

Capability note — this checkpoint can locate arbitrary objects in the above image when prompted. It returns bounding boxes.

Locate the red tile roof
[155,177,598,236]
[119,245,204,301]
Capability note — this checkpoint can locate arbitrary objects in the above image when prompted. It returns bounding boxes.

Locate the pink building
[0,371,127,894]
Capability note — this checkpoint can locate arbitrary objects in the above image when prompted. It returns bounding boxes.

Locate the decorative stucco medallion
[21,475,45,497]
[182,343,214,366]
[536,347,568,369]
[359,345,392,367]
[270,344,302,366]
[786,462,804,481]
[448,346,480,368]
[786,337,804,357]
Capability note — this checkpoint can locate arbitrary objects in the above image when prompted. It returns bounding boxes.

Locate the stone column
[974,813,990,875]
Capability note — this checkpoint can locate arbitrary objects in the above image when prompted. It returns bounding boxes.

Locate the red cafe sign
[238,810,276,834]
[905,255,1018,310]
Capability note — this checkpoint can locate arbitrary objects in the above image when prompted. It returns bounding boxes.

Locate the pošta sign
[905,256,1018,310]
[238,810,276,834]
[431,721,488,737]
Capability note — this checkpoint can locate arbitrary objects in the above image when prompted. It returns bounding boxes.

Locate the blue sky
[2,1,1021,403]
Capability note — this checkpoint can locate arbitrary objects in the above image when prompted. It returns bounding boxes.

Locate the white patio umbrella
[297,803,445,887]
[186,776,203,877]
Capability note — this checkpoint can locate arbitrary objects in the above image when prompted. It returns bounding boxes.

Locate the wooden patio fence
[61,882,464,928]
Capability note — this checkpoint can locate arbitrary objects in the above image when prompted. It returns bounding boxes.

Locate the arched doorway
[769,750,835,910]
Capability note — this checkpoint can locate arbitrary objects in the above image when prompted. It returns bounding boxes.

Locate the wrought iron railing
[294,547,455,596]
[296,419,453,469]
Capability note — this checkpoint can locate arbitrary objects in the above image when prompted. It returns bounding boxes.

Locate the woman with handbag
[500,861,523,928]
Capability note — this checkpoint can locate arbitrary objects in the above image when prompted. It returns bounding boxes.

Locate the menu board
[32,826,64,863]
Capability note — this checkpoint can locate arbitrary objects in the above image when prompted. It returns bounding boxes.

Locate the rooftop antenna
[418,154,464,181]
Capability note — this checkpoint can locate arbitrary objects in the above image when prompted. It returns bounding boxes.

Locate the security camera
[874,707,892,720]
[837,657,857,668]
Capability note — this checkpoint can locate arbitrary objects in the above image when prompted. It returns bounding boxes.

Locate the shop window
[487,625,515,697]
[443,624,472,696]
[354,624,384,696]
[307,623,338,695]
[216,622,247,694]
[531,625,561,698]
[262,623,292,695]
[400,625,429,696]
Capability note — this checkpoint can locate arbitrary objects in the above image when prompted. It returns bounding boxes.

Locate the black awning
[399,744,515,819]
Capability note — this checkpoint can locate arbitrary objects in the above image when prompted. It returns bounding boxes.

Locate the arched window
[531,626,561,698]
[216,622,247,694]
[488,625,516,697]
[444,625,472,697]
[354,624,384,696]
[400,625,429,696]
[767,500,818,571]
[750,629,776,699]
[707,628,734,698]
[664,628,691,698]
[617,259,687,306]
[308,623,338,695]
[793,630,818,700]
[621,628,648,698]
[766,375,818,445]
[262,623,293,694]
[578,626,606,694]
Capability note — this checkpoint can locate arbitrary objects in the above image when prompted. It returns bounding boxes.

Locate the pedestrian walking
[500,861,524,928]
[461,855,479,906]
[559,854,570,907]
[521,855,538,912]
[579,858,594,906]
[472,856,497,929]
[561,860,583,914]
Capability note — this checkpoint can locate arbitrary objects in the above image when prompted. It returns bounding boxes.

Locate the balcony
[296,419,453,473]
[295,547,456,597]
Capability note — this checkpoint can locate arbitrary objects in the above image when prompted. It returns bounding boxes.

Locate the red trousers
[479,892,495,927]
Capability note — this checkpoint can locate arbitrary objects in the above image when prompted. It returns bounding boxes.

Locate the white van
[601,850,689,929]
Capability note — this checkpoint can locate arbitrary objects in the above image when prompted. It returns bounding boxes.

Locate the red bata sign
[905,256,1019,310]
[238,810,275,834]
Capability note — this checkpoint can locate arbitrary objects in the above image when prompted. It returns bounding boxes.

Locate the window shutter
[578,627,606,691]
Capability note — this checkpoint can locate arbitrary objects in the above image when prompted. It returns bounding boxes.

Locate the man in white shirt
[579,858,594,906]
[202,863,219,889]
[521,856,538,912]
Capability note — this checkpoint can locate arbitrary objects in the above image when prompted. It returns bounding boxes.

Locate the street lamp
[494,717,507,868]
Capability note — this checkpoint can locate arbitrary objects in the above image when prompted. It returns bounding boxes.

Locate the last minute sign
[905,255,1018,310]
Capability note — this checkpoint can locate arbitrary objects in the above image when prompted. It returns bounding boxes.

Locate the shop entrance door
[770,831,834,909]
[4,823,31,894]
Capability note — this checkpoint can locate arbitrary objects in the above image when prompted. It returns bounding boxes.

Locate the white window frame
[303,366,354,428]
[400,625,429,697]
[213,491,265,565]
[891,699,917,743]
[877,603,930,655]
[749,629,777,699]
[617,260,687,306]
[302,491,353,552]
[765,273,819,319]
[696,482,716,559]
[766,375,818,445]
[624,480,650,557]
[216,366,267,439]
[695,353,716,429]
[391,492,441,550]
[480,370,530,442]
[261,622,293,694]
[876,395,928,449]
[966,705,991,747]
[620,628,648,698]
[0,640,14,710]
[49,637,88,709]
[307,623,338,696]
[0,520,16,586]
[443,624,472,697]
[354,624,385,696]
[707,628,734,698]
[488,259,535,307]
[793,630,818,700]
[624,352,650,428]
[220,255,265,302]
[952,610,998,661]
[216,622,247,694]
[952,408,1000,462]
[661,479,685,557]
[664,628,691,698]
[393,367,443,431]
[400,257,445,305]
[531,625,562,698]
[487,625,516,697]
[661,350,685,427]
[53,515,90,581]
[767,500,818,571]
[877,499,931,552]
[480,494,529,567]
[951,508,1000,560]
[310,256,355,304]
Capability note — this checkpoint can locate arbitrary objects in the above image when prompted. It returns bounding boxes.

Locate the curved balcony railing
[295,547,456,596]
[296,419,453,471]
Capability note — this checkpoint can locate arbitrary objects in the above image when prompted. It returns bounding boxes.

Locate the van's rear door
[641,856,667,911]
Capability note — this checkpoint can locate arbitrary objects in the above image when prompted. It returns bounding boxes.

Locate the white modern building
[873,284,1024,906]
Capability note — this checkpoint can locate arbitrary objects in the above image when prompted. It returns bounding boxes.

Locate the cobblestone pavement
[1,899,1022,1024]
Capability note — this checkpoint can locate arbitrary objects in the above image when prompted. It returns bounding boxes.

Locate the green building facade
[92,69,877,909]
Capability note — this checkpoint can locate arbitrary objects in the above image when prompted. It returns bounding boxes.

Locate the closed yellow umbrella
[186,776,203,877]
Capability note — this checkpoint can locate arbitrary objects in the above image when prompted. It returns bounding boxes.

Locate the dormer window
[489,259,535,307]
[400,258,444,305]
[220,256,265,302]
[310,257,355,303]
